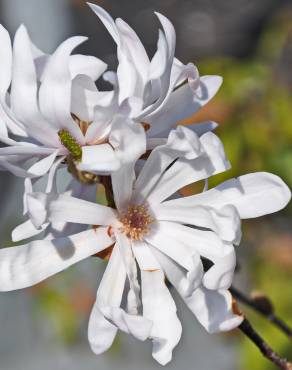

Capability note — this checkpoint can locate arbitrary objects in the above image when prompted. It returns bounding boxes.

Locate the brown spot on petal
[141,122,151,132]
[95,245,114,260]
[232,298,243,317]
[146,269,159,272]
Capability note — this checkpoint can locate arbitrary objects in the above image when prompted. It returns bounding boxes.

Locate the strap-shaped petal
[89,244,152,355]
[39,36,87,144]
[146,131,230,205]
[26,192,116,229]
[153,248,243,333]
[133,126,202,204]
[153,222,236,290]
[146,75,222,137]
[164,172,291,219]
[0,228,113,292]
[141,269,182,365]
[110,116,146,211]
[155,203,242,244]
[11,25,59,146]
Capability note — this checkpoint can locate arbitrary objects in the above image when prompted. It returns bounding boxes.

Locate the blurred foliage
[189,9,292,214]
[239,248,292,370]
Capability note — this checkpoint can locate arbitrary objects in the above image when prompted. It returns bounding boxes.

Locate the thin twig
[239,319,292,370]
[231,286,292,339]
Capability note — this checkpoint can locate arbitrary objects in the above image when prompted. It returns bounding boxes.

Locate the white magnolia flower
[0,127,290,365]
[0,4,222,186]
[0,24,143,179]
[88,3,221,140]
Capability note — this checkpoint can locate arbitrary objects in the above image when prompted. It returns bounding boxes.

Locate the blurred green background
[0,1,291,370]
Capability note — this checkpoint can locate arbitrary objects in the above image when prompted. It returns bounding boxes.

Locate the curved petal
[11,25,58,146]
[39,36,87,144]
[156,121,218,139]
[145,221,203,272]
[141,269,182,365]
[184,288,243,333]
[88,3,120,44]
[88,244,124,355]
[110,116,146,212]
[115,232,141,314]
[69,54,107,81]
[155,203,242,244]
[146,132,230,205]
[146,75,223,137]
[77,144,120,175]
[89,244,152,352]
[153,222,236,290]
[153,248,243,332]
[166,172,291,219]
[0,25,12,96]
[12,219,49,242]
[115,18,149,89]
[0,228,113,292]
[133,126,202,204]
[26,192,116,229]
[150,246,203,298]
[0,151,58,178]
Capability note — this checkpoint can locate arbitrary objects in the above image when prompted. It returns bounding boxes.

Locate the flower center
[58,129,82,161]
[119,204,154,241]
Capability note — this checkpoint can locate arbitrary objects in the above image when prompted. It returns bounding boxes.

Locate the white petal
[133,126,202,204]
[115,232,141,314]
[155,203,242,244]
[110,116,146,211]
[115,18,149,88]
[0,25,12,96]
[27,192,116,229]
[184,288,243,333]
[146,75,222,137]
[145,221,202,271]
[153,249,242,332]
[202,243,236,290]
[39,36,87,144]
[156,121,218,139]
[88,3,120,44]
[77,144,120,174]
[141,269,182,365]
[88,244,124,355]
[0,146,55,156]
[0,151,58,178]
[69,54,107,81]
[167,172,291,219]
[0,228,113,291]
[12,219,49,242]
[11,26,59,147]
[153,222,236,290]
[132,241,160,271]
[146,132,230,205]
[150,246,203,298]
[71,75,100,122]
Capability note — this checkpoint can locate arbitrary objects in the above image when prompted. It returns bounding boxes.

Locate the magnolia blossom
[0,127,290,365]
[0,23,146,180]
[0,3,221,185]
[88,3,221,140]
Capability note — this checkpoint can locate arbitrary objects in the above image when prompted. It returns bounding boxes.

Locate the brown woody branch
[239,319,292,370]
[230,286,292,339]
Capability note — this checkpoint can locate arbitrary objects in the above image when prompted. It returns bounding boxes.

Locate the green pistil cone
[58,129,82,161]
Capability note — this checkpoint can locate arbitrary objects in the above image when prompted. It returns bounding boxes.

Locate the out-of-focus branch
[231,286,292,339]
[239,319,292,370]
